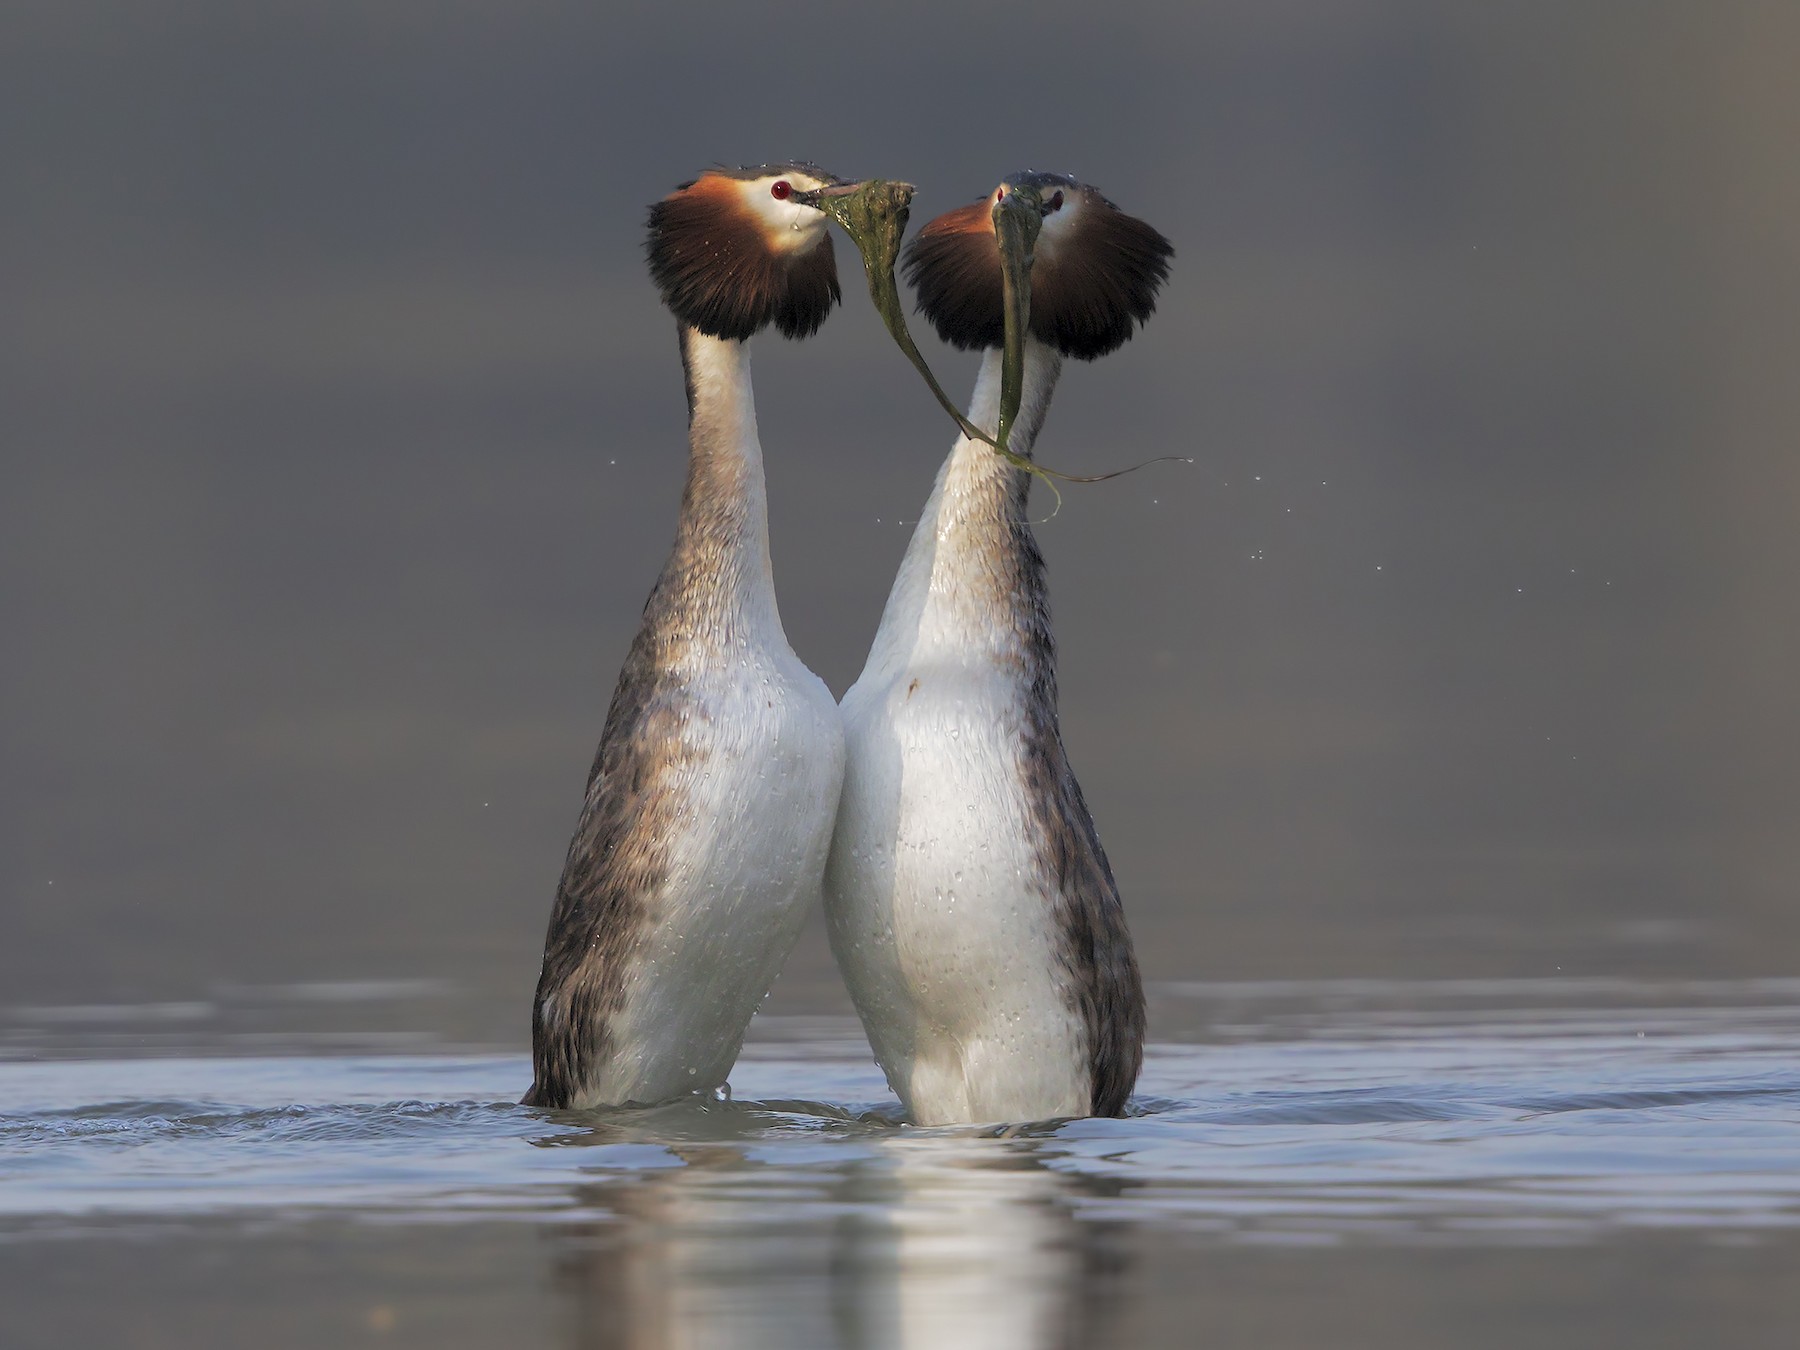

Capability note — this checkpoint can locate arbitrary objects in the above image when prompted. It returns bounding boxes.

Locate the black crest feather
[645,165,842,341]
[903,173,1173,361]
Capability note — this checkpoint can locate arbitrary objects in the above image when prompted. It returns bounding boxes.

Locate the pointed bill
[802,179,1011,452]
[794,179,914,290]
[991,182,1044,455]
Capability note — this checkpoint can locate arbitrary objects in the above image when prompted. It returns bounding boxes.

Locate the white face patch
[988,179,1084,264]
[736,172,833,254]
[1033,184,1085,261]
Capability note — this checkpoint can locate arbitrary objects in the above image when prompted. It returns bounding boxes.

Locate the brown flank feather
[903,174,1173,361]
[646,171,841,341]
[984,373,1147,1115]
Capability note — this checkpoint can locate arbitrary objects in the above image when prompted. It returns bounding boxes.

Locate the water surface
[5,978,1797,1348]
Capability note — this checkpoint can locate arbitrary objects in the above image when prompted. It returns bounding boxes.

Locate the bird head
[902,171,1173,360]
[646,164,857,341]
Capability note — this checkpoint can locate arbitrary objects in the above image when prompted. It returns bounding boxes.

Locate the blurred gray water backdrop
[3,1,1797,1030]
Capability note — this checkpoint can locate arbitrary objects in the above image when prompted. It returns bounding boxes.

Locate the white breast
[829,668,1085,1125]
[824,404,1088,1125]
[587,641,842,1107]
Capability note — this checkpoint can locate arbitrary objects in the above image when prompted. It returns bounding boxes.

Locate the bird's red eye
[770,180,792,200]
[1048,190,1065,212]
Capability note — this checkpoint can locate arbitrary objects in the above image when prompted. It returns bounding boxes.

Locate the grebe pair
[524,165,1172,1124]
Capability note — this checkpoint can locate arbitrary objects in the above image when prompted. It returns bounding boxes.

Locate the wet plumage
[526,166,849,1110]
[825,173,1171,1124]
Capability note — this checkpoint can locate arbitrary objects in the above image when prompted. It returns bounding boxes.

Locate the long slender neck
[935,336,1063,536]
[651,327,781,649]
[862,337,1064,677]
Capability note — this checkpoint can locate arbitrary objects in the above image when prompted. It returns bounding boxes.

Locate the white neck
[859,338,1064,681]
[659,328,782,645]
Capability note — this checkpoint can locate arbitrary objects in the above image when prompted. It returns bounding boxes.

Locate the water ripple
[2,985,1798,1245]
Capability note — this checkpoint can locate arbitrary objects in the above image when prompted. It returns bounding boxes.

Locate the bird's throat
[662,327,778,642]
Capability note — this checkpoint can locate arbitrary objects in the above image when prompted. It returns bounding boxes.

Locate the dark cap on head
[902,172,1172,360]
[646,163,844,341]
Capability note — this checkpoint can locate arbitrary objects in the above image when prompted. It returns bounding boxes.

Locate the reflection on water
[4,979,1800,1348]
[551,1130,1120,1350]
[828,1136,1125,1350]
[553,1141,847,1350]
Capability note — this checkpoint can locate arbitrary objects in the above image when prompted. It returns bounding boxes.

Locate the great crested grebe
[825,172,1173,1125]
[525,164,857,1110]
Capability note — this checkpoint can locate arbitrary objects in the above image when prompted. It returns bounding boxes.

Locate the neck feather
[862,338,1064,676]
[939,337,1063,519]
[649,327,779,646]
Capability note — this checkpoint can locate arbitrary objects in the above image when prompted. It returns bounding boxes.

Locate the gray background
[4,0,1796,1037]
